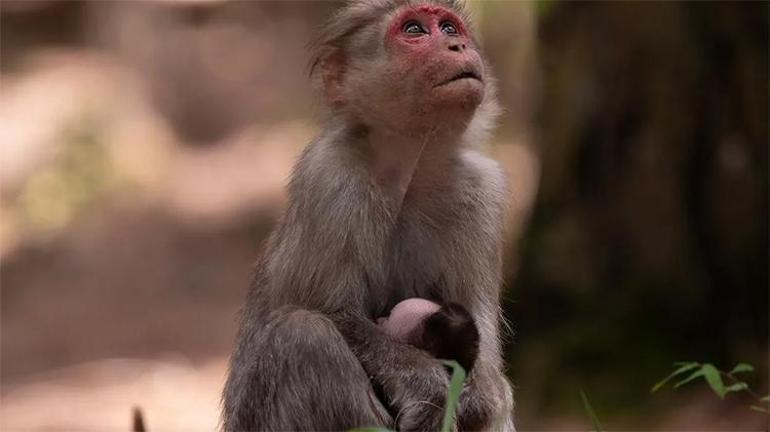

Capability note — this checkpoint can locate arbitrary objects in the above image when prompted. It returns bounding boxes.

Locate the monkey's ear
[320,49,346,106]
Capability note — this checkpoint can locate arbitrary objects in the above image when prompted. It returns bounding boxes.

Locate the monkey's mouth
[435,70,482,87]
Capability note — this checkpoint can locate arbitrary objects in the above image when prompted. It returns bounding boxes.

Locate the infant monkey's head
[378,298,480,372]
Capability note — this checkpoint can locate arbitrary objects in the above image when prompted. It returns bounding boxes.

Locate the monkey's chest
[378,218,449,316]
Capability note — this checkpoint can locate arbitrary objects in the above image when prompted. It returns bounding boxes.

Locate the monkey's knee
[270,307,339,340]
[265,307,356,357]
[226,307,390,431]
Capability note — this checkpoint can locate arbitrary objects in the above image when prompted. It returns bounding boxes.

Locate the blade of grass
[701,364,726,399]
[441,360,466,432]
[728,363,754,375]
[723,382,749,396]
[580,390,604,432]
[674,367,705,388]
[651,362,700,393]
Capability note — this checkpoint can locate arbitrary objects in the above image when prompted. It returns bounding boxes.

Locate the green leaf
[724,382,749,396]
[580,390,604,432]
[701,364,726,399]
[760,395,770,404]
[673,368,705,389]
[441,360,466,432]
[651,362,700,393]
[728,363,754,375]
[750,405,770,414]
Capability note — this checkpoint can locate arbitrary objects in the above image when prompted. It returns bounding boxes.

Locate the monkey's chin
[432,79,485,112]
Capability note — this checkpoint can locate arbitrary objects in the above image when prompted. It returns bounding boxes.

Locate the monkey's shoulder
[454,149,508,211]
[287,137,370,202]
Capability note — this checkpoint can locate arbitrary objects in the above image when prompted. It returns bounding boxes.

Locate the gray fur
[223,1,514,430]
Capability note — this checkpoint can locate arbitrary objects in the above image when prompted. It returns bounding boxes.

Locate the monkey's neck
[364,126,461,207]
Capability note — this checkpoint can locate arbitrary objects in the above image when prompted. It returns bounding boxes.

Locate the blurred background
[0,1,766,430]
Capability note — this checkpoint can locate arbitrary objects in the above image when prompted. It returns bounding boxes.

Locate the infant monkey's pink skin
[378,298,441,341]
[378,297,480,372]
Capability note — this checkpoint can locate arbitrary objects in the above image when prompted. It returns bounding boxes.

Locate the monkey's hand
[386,359,450,432]
[331,310,451,431]
[456,361,514,431]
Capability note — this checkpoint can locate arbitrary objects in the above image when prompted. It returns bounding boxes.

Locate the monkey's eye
[439,21,458,35]
[403,21,426,35]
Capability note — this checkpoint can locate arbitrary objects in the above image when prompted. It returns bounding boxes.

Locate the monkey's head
[311,0,497,135]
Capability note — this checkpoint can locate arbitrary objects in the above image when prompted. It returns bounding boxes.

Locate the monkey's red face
[332,3,487,132]
[381,5,485,121]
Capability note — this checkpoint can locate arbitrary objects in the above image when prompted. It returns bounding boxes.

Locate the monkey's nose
[448,42,466,52]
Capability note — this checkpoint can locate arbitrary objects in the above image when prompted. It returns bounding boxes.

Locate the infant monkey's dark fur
[420,303,480,372]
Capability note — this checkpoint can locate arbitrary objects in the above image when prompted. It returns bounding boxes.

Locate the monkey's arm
[450,151,515,431]
[332,310,451,432]
[457,304,515,431]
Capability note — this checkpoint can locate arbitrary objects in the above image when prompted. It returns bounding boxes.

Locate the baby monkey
[378,298,480,372]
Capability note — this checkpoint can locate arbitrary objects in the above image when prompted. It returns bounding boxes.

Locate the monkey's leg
[223,308,392,431]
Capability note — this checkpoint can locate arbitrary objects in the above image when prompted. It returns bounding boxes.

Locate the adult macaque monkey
[222,0,514,430]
